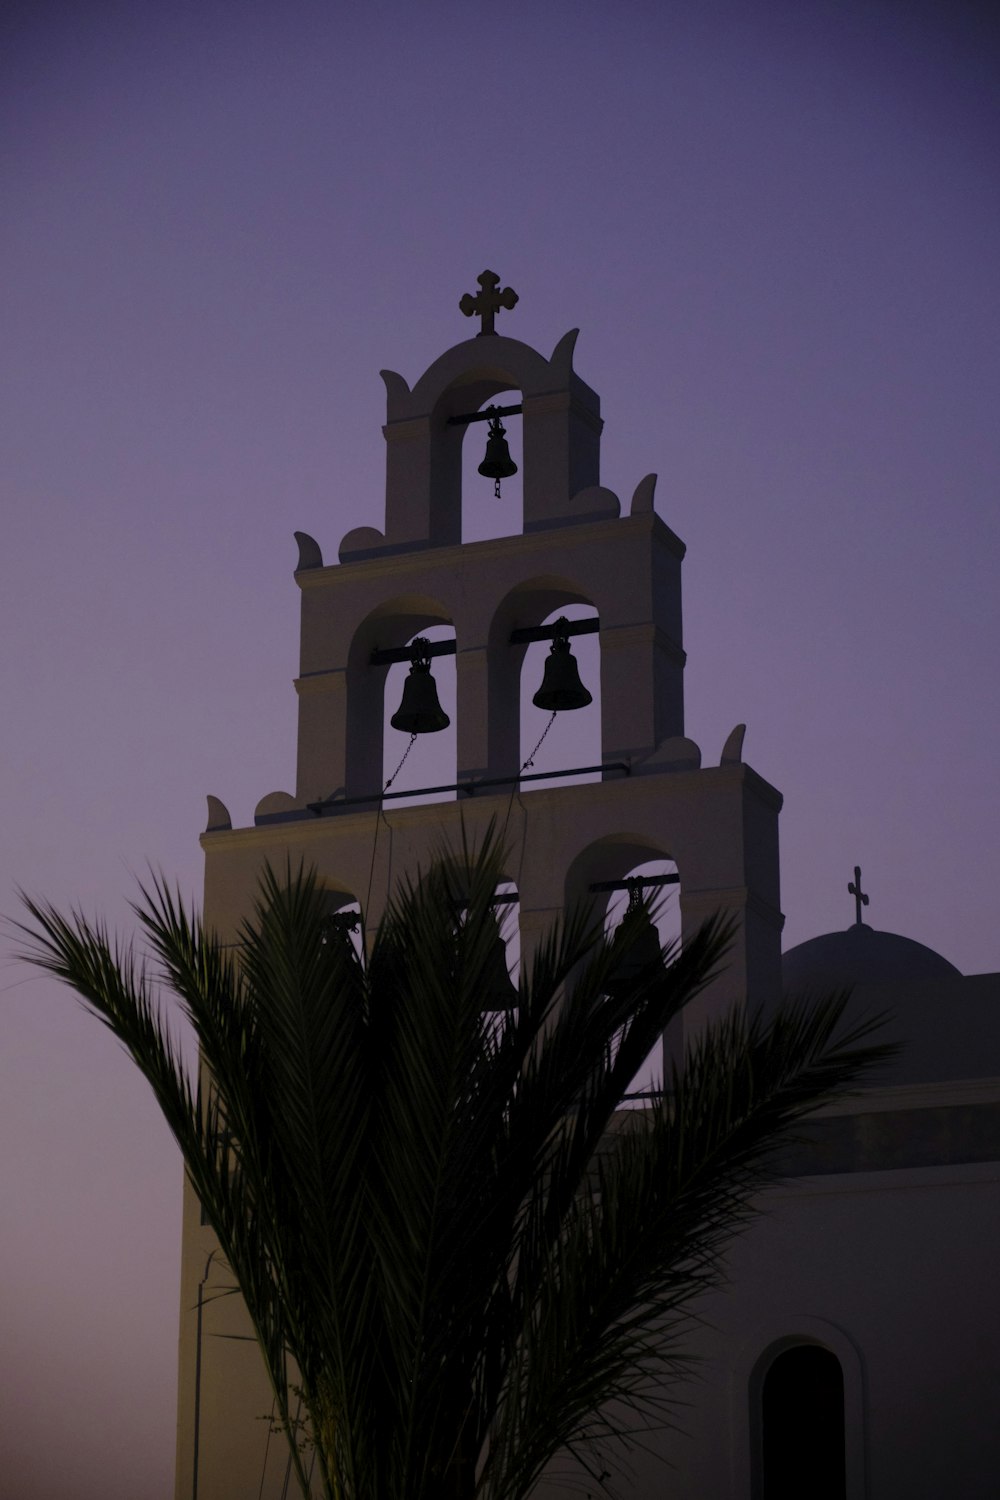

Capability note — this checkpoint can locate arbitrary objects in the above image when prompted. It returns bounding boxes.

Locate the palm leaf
[14,829,896,1500]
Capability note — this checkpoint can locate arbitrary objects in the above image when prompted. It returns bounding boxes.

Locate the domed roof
[782,923,960,990]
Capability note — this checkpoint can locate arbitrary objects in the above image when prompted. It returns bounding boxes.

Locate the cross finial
[459,270,518,336]
[848,865,870,925]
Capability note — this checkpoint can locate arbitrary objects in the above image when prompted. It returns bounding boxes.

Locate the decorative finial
[848,865,870,926]
[459,270,518,336]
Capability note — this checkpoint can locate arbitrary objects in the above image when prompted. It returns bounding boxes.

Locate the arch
[315,885,364,961]
[486,576,599,782]
[344,593,454,802]
[458,393,525,545]
[375,331,603,553]
[564,834,684,1089]
[735,1319,867,1500]
[406,334,563,411]
[432,376,522,548]
[408,860,521,1013]
[518,604,601,786]
[469,875,521,1014]
[602,855,682,1100]
[563,830,679,913]
[760,1344,845,1499]
[380,623,457,807]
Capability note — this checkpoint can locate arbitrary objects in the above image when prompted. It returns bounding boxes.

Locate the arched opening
[446,872,521,1016]
[493,877,520,987]
[459,395,524,545]
[758,1344,846,1500]
[564,837,684,1102]
[519,603,601,787]
[317,890,364,961]
[486,578,601,785]
[346,595,453,804]
[380,623,457,807]
[602,856,682,1103]
[479,878,520,1016]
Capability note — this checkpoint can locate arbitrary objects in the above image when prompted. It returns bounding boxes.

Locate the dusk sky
[2,3,998,1496]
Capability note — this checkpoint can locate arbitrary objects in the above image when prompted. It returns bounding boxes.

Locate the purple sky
[2,3,998,1496]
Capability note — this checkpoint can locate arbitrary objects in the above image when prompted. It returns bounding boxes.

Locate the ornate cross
[460,270,518,336]
[848,865,870,925]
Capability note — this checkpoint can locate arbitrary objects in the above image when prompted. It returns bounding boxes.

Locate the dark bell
[390,658,450,735]
[605,903,664,997]
[481,912,519,1011]
[532,635,593,712]
[478,416,518,482]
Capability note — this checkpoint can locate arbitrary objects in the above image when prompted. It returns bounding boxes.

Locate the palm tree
[17,829,891,1500]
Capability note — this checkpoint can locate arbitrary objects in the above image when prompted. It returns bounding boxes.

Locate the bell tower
[174,275,784,1500]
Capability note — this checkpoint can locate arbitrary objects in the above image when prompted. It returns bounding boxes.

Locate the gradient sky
[1,3,998,1496]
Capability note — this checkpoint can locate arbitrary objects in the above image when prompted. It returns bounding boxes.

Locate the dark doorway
[761,1344,846,1499]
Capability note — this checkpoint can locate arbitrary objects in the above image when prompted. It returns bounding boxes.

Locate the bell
[478,414,518,482]
[481,912,519,1011]
[532,626,593,712]
[321,910,360,956]
[605,894,664,998]
[390,644,450,734]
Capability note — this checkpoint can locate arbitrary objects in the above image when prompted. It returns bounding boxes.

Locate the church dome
[782,923,960,990]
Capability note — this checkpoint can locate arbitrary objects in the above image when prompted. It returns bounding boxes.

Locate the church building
[174,276,1000,1500]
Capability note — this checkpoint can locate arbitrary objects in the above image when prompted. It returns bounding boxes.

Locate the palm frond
[14,830,896,1500]
[481,990,894,1500]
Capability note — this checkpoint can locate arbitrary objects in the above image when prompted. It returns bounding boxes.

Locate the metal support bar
[309,779,461,812]
[453,891,520,910]
[308,761,630,815]
[509,618,600,644]
[447,402,523,427]
[588,874,680,893]
[463,762,628,794]
[371,615,599,663]
[371,639,457,666]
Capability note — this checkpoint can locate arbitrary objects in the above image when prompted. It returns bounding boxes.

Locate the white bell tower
[174,274,784,1500]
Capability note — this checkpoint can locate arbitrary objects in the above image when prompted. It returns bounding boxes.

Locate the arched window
[493,878,520,985]
[460,396,524,544]
[760,1344,846,1500]
[381,624,457,806]
[481,879,520,1015]
[602,856,681,1103]
[318,893,363,960]
[564,839,684,1104]
[448,876,520,1016]
[519,604,601,786]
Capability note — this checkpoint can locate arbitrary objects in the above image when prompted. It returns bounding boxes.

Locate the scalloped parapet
[721,724,747,765]
[379,367,411,406]
[254,790,307,826]
[566,485,621,522]
[205,795,232,832]
[633,735,702,774]
[630,473,657,515]
[338,526,389,563]
[294,531,324,571]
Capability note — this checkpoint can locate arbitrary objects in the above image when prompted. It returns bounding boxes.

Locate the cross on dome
[459,270,518,336]
[848,865,870,925]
